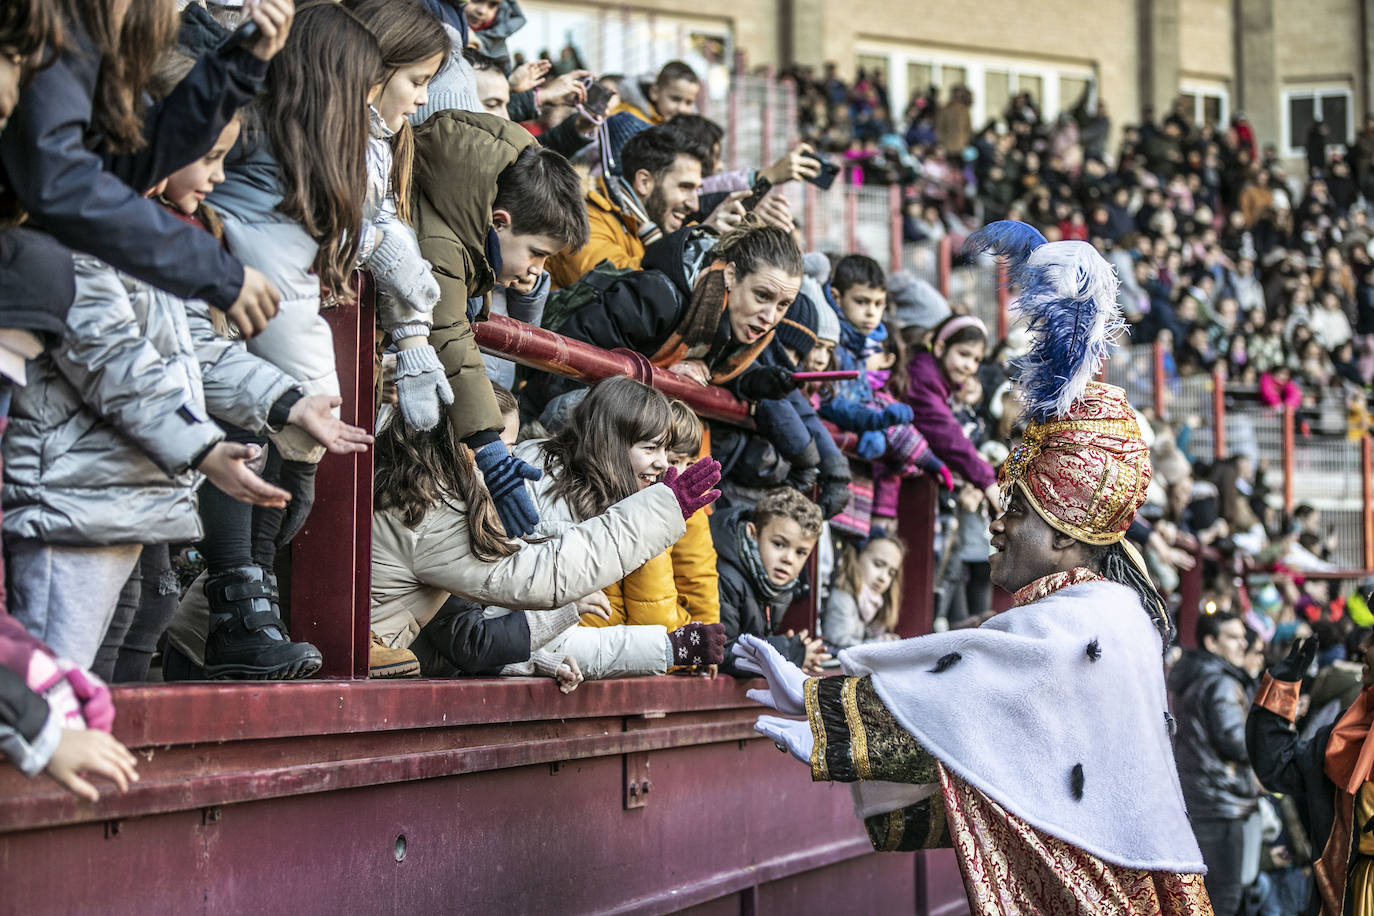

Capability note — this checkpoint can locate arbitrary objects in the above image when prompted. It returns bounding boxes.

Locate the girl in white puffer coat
[191,5,384,680]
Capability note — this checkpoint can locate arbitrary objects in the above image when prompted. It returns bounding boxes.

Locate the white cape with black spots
[839,579,1205,873]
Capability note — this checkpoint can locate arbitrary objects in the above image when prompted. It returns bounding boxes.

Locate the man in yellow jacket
[548,123,711,289]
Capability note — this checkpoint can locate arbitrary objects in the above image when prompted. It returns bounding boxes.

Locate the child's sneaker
[369,632,420,678]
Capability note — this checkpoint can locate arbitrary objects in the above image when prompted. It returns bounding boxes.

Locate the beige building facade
[511,0,1374,158]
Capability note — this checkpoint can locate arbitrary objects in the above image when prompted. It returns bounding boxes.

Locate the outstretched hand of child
[555,656,583,694]
[799,631,832,675]
[509,59,553,94]
[45,729,139,803]
[245,0,295,62]
[198,443,291,508]
[288,395,373,455]
[575,590,612,621]
[225,266,281,339]
[661,458,721,520]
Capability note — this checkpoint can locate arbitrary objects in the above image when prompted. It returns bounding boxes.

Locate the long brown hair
[57,0,177,153]
[540,378,674,521]
[252,2,381,296]
[373,413,519,562]
[339,0,449,225]
[832,533,906,633]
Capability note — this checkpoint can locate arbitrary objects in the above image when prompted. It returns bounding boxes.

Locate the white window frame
[513,1,731,82]
[854,42,1094,130]
[1178,79,1230,128]
[1280,84,1354,159]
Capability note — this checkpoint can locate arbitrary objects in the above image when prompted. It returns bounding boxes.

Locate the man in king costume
[736,221,1213,915]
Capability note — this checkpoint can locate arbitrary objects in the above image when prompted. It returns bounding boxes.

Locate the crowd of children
[0,0,1014,806]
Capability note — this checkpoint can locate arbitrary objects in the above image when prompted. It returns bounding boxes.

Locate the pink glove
[63,665,114,733]
[661,458,722,519]
[938,465,955,491]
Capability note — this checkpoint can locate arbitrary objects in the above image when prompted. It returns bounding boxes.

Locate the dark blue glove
[857,430,887,460]
[472,440,543,538]
[879,402,914,426]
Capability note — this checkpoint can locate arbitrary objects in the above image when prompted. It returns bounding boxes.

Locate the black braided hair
[1092,541,1175,652]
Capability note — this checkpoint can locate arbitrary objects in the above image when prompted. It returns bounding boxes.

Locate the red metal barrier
[895,476,939,637]
[844,182,858,253]
[1152,339,1167,418]
[290,285,375,679]
[474,314,751,425]
[1364,435,1374,572]
[889,184,904,272]
[1211,367,1227,460]
[1282,405,1295,514]
[936,235,951,297]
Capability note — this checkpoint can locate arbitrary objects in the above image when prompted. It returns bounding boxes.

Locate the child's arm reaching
[818,394,910,433]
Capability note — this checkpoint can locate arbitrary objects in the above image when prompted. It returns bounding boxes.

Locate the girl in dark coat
[0,0,292,338]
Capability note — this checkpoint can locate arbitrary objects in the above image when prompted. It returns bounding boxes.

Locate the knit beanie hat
[803,252,831,286]
[888,270,950,331]
[809,279,841,345]
[410,25,482,125]
[605,111,652,175]
[773,292,820,360]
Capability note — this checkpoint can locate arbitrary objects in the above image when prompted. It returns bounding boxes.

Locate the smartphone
[801,151,840,191]
[221,18,260,51]
[741,176,773,213]
[583,81,613,119]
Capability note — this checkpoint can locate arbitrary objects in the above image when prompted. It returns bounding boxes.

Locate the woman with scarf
[522,220,803,416]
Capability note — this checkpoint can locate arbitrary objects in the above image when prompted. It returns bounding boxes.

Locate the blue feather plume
[965,221,1123,423]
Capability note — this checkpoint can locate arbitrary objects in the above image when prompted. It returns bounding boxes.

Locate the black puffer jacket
[1168,649,1260,820]
[711,503,806,677]
[522,226,734,412]
[0,15,266,310]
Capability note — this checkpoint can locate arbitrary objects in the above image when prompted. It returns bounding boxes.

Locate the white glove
[755,714,814,764]
[732,633,808,716]
[394,344,454,431]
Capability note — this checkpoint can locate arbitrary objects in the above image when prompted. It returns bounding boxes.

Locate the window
[856,43,1092,129]
[940,65,967,97]
[1282,86,1354,157]
[1060,75,1091,112]
[857,54,888,81]
[907,63,932,95]
[985,71,1010,119]
[1178,81,1229,128]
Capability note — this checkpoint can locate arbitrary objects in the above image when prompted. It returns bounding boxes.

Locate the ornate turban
[998,381,1152,545]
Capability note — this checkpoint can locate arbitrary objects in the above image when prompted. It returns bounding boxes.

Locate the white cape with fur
[838,580,1204,873]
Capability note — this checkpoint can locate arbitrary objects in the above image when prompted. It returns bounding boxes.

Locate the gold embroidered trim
[925,797,948,847]
[805,677,828,781]
[1024,416,1142,441]
[842,677,872,780]
[882,810,905,851]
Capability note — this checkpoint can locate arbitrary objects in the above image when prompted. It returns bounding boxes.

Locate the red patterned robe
[803,569,1213,915]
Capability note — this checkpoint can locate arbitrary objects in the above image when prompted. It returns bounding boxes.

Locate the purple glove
[661,458,722,519]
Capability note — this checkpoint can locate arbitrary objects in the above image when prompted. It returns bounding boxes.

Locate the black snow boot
[203,566,322,680]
